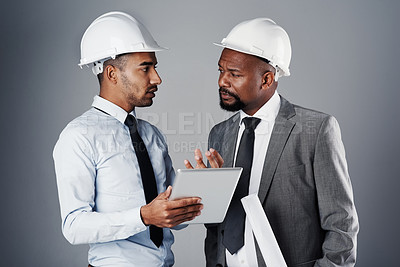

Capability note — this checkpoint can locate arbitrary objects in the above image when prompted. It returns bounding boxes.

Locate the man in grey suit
[186,18,359,266]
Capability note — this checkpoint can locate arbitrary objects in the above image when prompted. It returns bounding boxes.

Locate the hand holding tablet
[170,148,240,224]
[140,186,203,228]
[170,168,242,224]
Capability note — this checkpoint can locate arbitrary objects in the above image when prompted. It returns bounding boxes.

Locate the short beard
[219,88,245,112]
[121,73,153,108]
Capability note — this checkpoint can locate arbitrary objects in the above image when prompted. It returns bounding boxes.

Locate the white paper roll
[241,194,287,267]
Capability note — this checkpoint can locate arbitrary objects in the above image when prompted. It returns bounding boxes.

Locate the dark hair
[256,55,270,65]
[97,53,129,84]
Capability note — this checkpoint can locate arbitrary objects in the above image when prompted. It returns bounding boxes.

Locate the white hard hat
[214,18,291,80]
[79,11,167,75]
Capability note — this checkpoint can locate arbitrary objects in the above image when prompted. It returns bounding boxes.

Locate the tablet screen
[170,168,242,224]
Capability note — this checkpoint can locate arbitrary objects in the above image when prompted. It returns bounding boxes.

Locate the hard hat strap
[92,59,107,75]
[275,67,280,81]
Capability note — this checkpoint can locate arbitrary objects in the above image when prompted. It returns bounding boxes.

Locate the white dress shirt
[226,91,281,267]
[53,96,176,266]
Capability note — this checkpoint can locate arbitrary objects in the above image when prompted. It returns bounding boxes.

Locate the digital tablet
[169,168,243,224]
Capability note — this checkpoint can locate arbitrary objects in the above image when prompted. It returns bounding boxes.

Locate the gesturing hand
[184,148,224,169]
[140,186,203,228]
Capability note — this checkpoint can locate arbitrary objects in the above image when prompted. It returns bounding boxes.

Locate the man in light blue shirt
[53,11,204,267]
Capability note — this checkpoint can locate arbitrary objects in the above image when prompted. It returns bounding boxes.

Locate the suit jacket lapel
[222,113,240,168]
[258,96,296,204]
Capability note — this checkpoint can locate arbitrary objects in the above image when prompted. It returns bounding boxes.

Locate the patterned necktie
[124,114,163,247]
[223,117,261,254]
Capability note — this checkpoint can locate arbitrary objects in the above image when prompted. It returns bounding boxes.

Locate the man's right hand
[140,186,203,228]
[184,148,224,169]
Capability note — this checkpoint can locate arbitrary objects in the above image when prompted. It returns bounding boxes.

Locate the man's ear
[104,65,118,84]
[261,71,275,90]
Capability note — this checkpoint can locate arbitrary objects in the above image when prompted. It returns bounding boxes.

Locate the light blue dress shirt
[53,95,176,266]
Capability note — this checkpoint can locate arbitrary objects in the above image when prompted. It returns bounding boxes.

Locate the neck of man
[99,86,134,113]
[242,86,277,116]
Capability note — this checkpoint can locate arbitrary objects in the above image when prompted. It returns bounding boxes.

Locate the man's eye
[231,73,240,77]
[142,67,148,72]
[218,69,223,73]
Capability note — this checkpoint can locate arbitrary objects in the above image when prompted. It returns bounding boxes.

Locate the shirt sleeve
[313,116,359,266]
[53,126,147,245]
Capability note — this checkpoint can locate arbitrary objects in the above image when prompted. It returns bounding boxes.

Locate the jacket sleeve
[205,125,224,267]
[313,116,359,266]
[205,224,221,267]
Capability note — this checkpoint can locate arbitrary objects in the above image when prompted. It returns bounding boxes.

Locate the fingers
[167,203,203,225]
[172,209,203,224]
[206,148,224,168]
[153,202,203,228]
[186,148,224,169]
[161,209,202,227]
[205,150,217,168]
[168,197,202,209]
[194,149,207,168]
[157,186,172,200]
[165,198,203,221]
[210,148,224,167]
[164,186,172,198]
[143,196,203,228]
[173,203,203,217]
[184,159,194,169]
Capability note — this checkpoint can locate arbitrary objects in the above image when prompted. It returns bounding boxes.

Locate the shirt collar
[92,95,136,124]
[239,90,281,124]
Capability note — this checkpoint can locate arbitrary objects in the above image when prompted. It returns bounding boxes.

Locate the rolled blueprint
[241,194,287,267]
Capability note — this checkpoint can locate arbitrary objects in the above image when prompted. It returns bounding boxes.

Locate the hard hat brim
[78,46,168,67]
[213,42,290,77]
[214,42,269,63]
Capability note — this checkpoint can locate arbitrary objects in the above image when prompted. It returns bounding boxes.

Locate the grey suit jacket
[205,96,359,267]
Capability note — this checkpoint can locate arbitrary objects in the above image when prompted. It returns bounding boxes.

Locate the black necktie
[124,114,163,247]
[223,117,261,254]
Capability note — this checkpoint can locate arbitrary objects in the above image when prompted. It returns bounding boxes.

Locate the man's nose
[151,69,162,85]
[218,72,230,88]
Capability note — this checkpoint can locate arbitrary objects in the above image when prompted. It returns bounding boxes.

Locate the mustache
[146,86,158,93]
[219,87,240,100]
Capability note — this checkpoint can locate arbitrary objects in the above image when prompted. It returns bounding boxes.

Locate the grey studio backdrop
[1,0,399,266]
